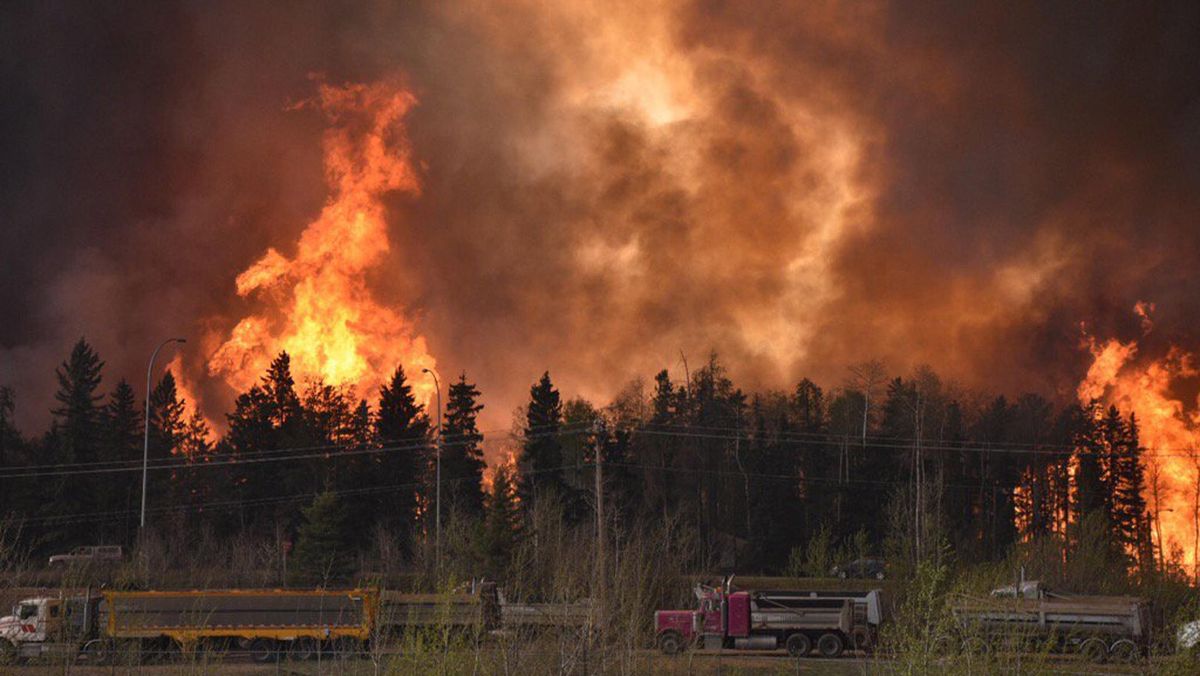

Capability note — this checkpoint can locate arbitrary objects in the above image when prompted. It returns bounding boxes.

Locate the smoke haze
[3,0,1199,435]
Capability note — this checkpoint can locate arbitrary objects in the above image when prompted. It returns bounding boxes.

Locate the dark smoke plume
[2,0,1199,435]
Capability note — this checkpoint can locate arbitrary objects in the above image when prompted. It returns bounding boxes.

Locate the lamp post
[142,337,186,531]
[422,368,442,573]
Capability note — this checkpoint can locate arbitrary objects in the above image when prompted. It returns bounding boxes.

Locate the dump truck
[379,582,499,636]
[947,581,1151,663]
[0,588,377,664]
[655,580,869,657]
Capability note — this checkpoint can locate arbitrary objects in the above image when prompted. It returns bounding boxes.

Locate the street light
[142,337,186,530]
[422,368,443,573]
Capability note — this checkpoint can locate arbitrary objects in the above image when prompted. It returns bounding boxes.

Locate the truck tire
[1080,637,1107,664]
[817,633,845,658]
[81,639,110,665]
[1108,639,1139,663]
[249,638,278,663]
[287,638,317,661]
[786,633,811,657]
[659,631,683,656]
[851,628,872,652]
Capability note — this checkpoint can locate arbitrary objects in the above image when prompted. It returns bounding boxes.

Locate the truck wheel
[659,631,683,656]
[81,639,110,665]
[786,633,811,657]
[1108,639,1139,663]
[850,628,872,652]
[817,633,845,658]
[249,638,278,663]
[1080,637,1108,664]
[288,638,317,661]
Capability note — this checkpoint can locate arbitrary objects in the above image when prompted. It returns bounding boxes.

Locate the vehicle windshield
[18,604,37,620]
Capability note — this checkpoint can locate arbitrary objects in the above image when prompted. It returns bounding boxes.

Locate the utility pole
[595,421,604,586]
[141,337,185,531]
[422,368,443,576]
[593,419,605,664]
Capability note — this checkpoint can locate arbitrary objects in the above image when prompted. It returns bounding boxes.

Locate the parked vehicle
[654,580,879,657]
[0,588,377,664]
[946,581,1150,663]
[831,558,886,580]
[47,545,123,568]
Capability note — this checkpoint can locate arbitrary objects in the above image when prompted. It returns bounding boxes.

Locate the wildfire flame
[208,79,436,407]
[1078,303,1200,571]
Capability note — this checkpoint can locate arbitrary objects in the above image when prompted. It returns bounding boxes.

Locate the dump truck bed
[952,595,1150,641]
[749,597,854,633]
[104,589,374,641]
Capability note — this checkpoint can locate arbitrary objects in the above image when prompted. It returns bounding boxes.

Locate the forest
[0,337,1183,602]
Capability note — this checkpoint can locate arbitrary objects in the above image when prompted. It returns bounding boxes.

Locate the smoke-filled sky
[2,1,1199,435]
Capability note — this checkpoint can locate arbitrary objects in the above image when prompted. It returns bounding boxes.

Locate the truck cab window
[19,604,37,620]
[50,605,60,617]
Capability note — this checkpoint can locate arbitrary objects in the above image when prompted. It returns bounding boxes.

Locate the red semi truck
[655,581,883,658]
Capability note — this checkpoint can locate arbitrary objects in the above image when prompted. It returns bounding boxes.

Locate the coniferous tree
[225,384,282,531]
[148,372,187,525]
[482,460,520,576]
[638,370,680,515]
[338,398,377,545]
[441,374,486,519]
[148,372,186,459]
[374,366,431,548]
[52,339,105,542]
[518,372,570,511]
[0,386,20,517]
[1113,413,1152,569]
[263,352,304,431]
[1073,404,1107,525]
[289,491,353,585]
[102,380,142,538]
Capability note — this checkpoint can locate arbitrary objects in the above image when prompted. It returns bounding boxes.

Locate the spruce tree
[225,384,278,531]
[102,380,142,536]
[518,372,568,509]
[1114,413,1152,569]
[1073,404,1106,524]
[148,372,186,459]
[263,352,304,429]
[148,372,187,523]
[374,366,431,547]
[289,491,353,585]
[0,386,19,516]
[441,374,486,519]
[482,461,520,576]
[639,370,679,514]
[52,338,105,541]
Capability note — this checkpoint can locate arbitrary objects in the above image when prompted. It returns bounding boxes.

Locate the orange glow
[1078,304,1200,572]
[207,79,437,408]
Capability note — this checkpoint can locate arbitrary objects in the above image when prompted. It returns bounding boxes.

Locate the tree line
[0,339,1164,585]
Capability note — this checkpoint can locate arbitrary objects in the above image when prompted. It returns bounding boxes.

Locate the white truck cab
[0,597,58,658]
[0,595,101,662]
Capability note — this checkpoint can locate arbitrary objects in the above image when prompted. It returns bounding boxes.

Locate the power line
[0,423,596,480]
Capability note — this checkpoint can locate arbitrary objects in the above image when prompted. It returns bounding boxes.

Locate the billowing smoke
[2,0,1199,435]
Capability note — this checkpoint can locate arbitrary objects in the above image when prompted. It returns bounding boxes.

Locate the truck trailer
[655,581,881,657]
[947,581,1150,663]
[0,588,377,664]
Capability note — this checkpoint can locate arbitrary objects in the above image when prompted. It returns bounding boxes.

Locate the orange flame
[208,79,436,407]
[165,353,217,440]
[1078,303,1200,572]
